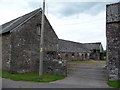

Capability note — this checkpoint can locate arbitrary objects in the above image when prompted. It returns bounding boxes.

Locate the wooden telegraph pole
[39,0,45,78]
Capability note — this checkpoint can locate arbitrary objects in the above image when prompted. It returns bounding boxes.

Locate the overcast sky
[0,0,119,50]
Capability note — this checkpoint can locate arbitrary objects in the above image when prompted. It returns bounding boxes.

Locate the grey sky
[48,2,106,17]
[0,1,119,50]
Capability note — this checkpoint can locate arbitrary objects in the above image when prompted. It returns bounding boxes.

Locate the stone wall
[2,33,11,71]
[59,52,90,61]
[0,26,2,70]
[43,59,67,76]
[10,12,42,73]
[106,3,120,81]
[2,11,66,75]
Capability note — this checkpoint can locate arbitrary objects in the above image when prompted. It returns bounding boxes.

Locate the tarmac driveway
[51,61,109,88]
[2,61,109,88]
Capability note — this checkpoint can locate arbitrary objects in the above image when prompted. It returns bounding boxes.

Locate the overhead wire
[43,1,105,27]
[53,18,104,26]
[45,0,49,18]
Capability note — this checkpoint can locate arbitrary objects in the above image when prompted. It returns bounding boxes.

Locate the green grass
[103,56,106,61]
[1,70,65,82]
[67,61,106,64]
[108,81,120,88]
[0,70,2,77]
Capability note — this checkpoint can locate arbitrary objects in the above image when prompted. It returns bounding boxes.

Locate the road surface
[2,61,109,88]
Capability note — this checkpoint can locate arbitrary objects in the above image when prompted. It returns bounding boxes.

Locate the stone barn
[83,43,104,60]
[58,39,90,61]
[106,3,120,81]
[58,39,104,61]
[1,8,66,75]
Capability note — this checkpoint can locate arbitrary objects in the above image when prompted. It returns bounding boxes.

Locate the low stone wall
[43,59,67,76]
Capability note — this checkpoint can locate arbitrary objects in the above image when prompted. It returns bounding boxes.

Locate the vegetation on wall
[0,70,2,77]
[104,50,106,56]
[103,50,106,61]
[107,81,120,88]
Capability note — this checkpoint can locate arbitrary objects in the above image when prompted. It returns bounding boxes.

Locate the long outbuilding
[59,39,104,61]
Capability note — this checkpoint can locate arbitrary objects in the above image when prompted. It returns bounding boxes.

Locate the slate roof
[83,43,101,50]
[0,8,41,34]
[59,39,104,53]
[58,39,89,53]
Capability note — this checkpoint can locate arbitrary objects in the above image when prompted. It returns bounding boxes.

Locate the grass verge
[0,70,2,77]
[1,70,65,82]
[67,61,106,64]
[107,81,120,88]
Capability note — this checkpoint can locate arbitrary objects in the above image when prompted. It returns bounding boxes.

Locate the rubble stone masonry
[106,3,120,81]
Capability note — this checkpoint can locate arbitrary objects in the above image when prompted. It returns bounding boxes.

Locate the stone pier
[106,3,120,81]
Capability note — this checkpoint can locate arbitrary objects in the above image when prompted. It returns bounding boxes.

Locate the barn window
[72,53,74,56]
[85,53,87,58]
[47,52,49,55]
[65,54,68,57]
[93,49,96,53]
[82,54,84,57]
[36,24,41,36]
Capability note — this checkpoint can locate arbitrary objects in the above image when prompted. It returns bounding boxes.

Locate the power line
[53,19,104,26]
[46,1,49,18]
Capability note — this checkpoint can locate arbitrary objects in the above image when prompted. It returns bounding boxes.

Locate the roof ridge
[2,8,41,26]
[83,42,101,44]
[59,39,82,44]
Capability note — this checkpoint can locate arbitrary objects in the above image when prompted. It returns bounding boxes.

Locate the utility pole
[39,0,45,78]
